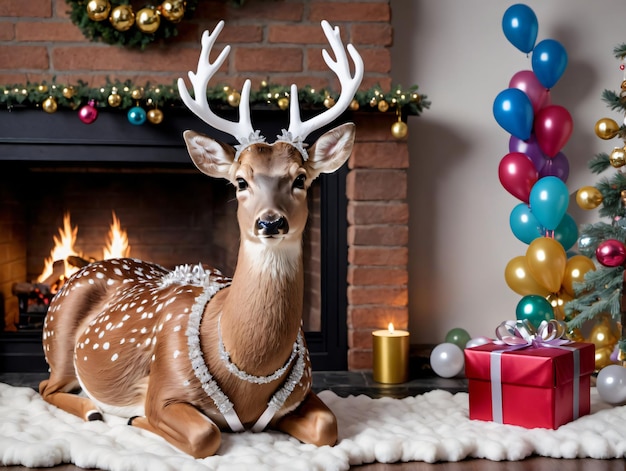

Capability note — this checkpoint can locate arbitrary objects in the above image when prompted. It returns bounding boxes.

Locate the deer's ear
[183,130,236,179]
[306,122,356,178]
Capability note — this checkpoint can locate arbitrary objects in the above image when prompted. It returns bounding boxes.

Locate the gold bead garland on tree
[68,0,199,49]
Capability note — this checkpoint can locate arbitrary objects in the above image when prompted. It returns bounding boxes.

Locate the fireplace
[0,108,348,371]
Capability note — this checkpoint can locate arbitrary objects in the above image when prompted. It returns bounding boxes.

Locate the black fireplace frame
[0,108,348,371]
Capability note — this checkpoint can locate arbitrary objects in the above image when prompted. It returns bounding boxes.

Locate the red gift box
[464,341,595,429]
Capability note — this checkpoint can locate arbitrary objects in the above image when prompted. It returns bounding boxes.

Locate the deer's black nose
[257,216,287,235]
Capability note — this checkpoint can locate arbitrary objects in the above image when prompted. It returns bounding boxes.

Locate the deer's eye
[236,178,248,191]
[292,174,306,190]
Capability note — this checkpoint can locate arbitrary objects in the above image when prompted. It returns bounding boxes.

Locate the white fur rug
[0,383,624,470]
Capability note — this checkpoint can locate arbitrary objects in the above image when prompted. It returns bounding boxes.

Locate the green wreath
[66,0,200,50]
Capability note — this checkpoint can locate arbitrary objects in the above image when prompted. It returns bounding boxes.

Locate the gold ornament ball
[594,117,620,140]
[131,88,144,100]
[37,84,48,93]
[349,99,360,111]
[609,146,626,168]
[377,100,389,112]
[227,91,241,107]
[62,86,74,99]
[277,97,289,110]
[323,96,335,109]
[391,120,408,139]
[575,186,603,210]
[109,5,135,31]
[159,0,186,23]
[136,7,161,34]
[86,0,111,21]
[107,93,122,107]
[147,108,164,124]
[42,97,58,114]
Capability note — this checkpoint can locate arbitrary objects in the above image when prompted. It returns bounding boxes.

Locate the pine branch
[613,43,626,59]
[588,152,611,174]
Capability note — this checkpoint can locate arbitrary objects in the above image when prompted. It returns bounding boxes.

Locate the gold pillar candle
[372,323,410,384]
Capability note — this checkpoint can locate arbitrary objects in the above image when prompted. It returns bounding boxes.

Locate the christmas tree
[566,43,626,367]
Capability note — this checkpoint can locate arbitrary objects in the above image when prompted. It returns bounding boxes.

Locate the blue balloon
[510,203,542,244]
[502,4,538,54]
[554,213,578,251]
[532,39,568,89]
[493,88,534,140]
[529,176,569,231]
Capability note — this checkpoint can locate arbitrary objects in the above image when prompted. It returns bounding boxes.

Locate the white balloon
[430,342,464,378]
[596,364,626,405]
[466,336,492,348]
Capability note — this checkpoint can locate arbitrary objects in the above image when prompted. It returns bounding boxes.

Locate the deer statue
[38,20,363,458]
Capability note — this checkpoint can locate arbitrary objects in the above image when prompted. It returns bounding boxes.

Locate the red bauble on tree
[595,239,626,267]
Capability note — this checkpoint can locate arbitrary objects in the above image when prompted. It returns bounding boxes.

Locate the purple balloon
[539,152,569,182]
[509,134,546,172]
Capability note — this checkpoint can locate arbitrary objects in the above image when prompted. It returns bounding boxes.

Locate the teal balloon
[529,176,569,231]
[493,88,534,140]
[531,39,568,89]
[554,213,578,251]
[502,4,538,54]
[444,328,471,349]
[510,203,541,244]
[515,295,555,329]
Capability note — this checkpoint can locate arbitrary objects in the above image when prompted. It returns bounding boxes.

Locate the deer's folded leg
[128,402,222,458]
[39,378,102,421]
[275,391,338,447]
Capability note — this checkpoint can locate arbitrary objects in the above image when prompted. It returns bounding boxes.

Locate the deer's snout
[256,214,288,237]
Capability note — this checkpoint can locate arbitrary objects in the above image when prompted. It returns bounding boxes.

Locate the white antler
[177,21,256,143]
[287,20,364,141]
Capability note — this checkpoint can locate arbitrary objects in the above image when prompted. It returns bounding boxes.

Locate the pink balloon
[533,105,573,158]
[509,70,551,113]
[498,152,538,203]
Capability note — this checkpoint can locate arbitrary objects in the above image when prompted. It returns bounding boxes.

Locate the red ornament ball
[596,239,626,267]
[78,101,98,124]
[621,64,625,71]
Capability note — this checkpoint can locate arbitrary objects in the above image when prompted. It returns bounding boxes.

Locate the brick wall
[0,0,408,371]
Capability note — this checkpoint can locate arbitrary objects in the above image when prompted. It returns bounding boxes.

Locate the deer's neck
[218,240,304,374]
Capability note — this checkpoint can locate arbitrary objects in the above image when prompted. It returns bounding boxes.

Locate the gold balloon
[525,237,567,293]
[594,346,615,371]
[147,108,164,124]
[576,186,603,210]
[504,255,551,297]
[159,0,186,23]
[277,97,289,110]
[561,254,595,297]
[107,92,122,107]
[546,291,572,321]
[86,0,111,21]
[42,96,57,113]
[227,91,241,107]
[610,146,626,168]
[109,5,135,31]
[136,7,161,34]
[587,314,619,347]
[594,117,620,140]
[391,120,408,139]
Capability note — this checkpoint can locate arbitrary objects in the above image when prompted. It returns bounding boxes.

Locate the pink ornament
[78,100,98,124]
[596,239,626,267]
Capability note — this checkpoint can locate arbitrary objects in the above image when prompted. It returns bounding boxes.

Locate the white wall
[390,0,624,343]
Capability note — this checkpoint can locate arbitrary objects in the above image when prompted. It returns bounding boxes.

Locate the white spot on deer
[165,313,173,322]
[151,354,156,362]
[93,343,99,350]
[111,353,119,362]
[105,322,113,330]
[85,338,90,345]
[145,338,152,346]
[137,306,144,313]
[98,331,105,339]
[114,268,123,276]
[122,314,130,321]
[183,380,190,386]
[140,327,147,334]
[129,338,136,343]
[88,279,95,285]
[173,325,181,332]
[103,342,110,350]
[116,322,124,328]
[96,272,104,279]
[84,356,88,361]
[120,338,126,344]
[173,350,180,359]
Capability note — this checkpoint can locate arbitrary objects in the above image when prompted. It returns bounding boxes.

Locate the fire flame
[37,211,131,283]
[103,212,130,260]
[37,212,80,283]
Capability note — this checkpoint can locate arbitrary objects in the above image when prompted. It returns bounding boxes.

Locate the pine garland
[66,0,201,50]
[0,79,430,117]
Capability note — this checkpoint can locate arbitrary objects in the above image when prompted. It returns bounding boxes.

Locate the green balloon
[444,328,471,349]
[515,295,554,329]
